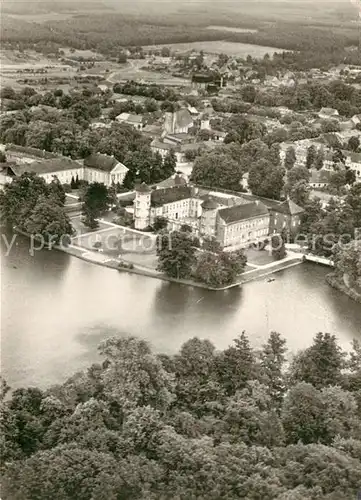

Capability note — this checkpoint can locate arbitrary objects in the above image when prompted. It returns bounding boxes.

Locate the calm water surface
[1,233,360,388]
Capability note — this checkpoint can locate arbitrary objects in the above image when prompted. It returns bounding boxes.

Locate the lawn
[70,216,111,237]
[72,223,158,268]
[244,248,278,266]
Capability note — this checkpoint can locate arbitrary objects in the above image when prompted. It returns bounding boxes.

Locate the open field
[107,59,189,86]
[206,26,258,34]
[143,40,286,58]
[7,13,76,23]
[0,49,78,89]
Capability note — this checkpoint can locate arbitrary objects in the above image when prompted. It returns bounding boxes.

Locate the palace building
[133,180,302,250]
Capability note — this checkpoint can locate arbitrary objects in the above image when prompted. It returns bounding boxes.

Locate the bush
[118,260,134,270]
[62,183,72,193]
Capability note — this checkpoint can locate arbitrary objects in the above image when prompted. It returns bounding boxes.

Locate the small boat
[267,278,275,283]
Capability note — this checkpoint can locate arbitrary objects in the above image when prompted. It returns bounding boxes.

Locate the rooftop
[218,202,269,224]
[5,144,59,160]
[116,113,143,124]
[201,197,218,210]
[84,153,120,172]
[151,185,192,207]
[272,199,304,216]
[11,157,81,176]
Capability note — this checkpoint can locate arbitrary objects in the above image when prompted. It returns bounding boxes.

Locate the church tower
[134,183,151,230]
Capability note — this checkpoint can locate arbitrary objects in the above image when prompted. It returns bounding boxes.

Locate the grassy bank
[326,273,361,304]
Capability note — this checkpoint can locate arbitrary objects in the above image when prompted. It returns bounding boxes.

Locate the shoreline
[60,243,305,290]
[326,273,361,304]
[11,227,358,297]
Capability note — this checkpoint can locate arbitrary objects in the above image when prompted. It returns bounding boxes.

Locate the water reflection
[1,231,361,389]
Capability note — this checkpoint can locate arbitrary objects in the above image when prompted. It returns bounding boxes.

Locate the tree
[1,86,16,99]
[300,198,323,234]
[248,159,285,200]
[346,183,361,229]
[0,172,49,230]
[82,182,110,227]
[216,332,256,395]
[201,236,221,253]
[82,206,99,230]
[162,151,176,179]
[153,216,168,232]
[48,177,66,205]
[25,196,72,246]
[289,179,310,207]
[192,152,244,191]
[348,136,360,152]
[157,230,197,279]
[259,332,287,406]
[305,145,316,169]
[25,120,54,151]
[193,250,247,288]
[289,333,346,389]
[271,230,287,260]
[282,382,325,445]
[285,165,310,199]
[329,169,347,194]
[284,146,296,171]
[321,119,340,133]
[313,148,324,170]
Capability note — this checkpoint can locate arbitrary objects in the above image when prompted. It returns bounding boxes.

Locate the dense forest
[1,332,361,499]
[2,3,360,69]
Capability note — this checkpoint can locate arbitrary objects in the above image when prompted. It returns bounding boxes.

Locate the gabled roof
[319,107,339,116]
[272,199,304,216]
[218,202,269,224]
[310,169,332,184]
[343,151,361,163]
[156,174,187,189]
[135,182,151,193]
[151,186,192,207]
[11,157,81,176]
[151,140,177,152]
[84,153,119,172]
[174,109,193,129]
[5,144,59,160]
[116,113,143,124]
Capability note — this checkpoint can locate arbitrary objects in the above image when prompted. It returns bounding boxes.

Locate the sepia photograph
[0,0,361,498]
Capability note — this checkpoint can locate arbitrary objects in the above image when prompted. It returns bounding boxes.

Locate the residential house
[309,169,332,189]
[212,130,227,142]
[318,108,339,120]
[83,153,129,186]
[351,114,361,128]
[115,112,145,130]
[151,139,178,158]
[342,151,361,182]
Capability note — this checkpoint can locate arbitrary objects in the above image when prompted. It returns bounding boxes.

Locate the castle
[133,177,304,250]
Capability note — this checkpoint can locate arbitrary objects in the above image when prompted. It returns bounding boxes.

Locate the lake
[1,232,360,389]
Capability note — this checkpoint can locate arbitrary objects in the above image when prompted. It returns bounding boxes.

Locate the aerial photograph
[0,0,361,497]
